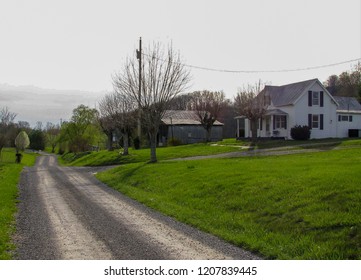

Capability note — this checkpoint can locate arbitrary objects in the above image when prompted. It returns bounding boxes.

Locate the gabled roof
[162,110,223,125]
[259,78,336,106]
[334,96,361,113]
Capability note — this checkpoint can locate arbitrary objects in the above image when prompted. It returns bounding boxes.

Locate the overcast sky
[0,0,360,125]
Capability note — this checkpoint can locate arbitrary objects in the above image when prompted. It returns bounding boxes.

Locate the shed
[159,110,224,145]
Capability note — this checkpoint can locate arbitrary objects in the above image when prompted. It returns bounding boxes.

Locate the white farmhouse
[236,78,361,139]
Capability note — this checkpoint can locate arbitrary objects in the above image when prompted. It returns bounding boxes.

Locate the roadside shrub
[291,125,311,140]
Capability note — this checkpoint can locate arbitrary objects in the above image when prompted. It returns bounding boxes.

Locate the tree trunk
[206,127,212,142]
[149,132,157,163]
[123,132,129,156]
[107,131,113,151]
[250,119,258,142]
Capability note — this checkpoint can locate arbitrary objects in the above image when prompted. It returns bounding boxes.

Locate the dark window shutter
[320,91,324,107]
[349,115,353,122]
[338,115,341,122]
[308,91,312,107]
[320,114,324,130]
[308,114,312,128]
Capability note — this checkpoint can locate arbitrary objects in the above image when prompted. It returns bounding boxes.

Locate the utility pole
[136,37,142,139]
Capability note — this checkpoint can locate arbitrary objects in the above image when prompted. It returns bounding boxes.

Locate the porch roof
[265,109,288,116]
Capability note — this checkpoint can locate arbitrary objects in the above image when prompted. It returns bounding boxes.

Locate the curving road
[14,154,260,260]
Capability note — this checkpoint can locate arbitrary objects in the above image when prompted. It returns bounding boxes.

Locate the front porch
[236,109,289,139]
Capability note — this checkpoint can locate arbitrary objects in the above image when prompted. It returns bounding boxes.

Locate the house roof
[265,109,288,116]
[259,78,335,106]
[334,96,361,113]
[162,110,223,126]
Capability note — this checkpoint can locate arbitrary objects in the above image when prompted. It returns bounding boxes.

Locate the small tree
[98,91,137,155]
[45,122,60,153]
[15,131,30,163]
[234,81,267,141]
[190,90,225,142]
[61,105,100,153]
[98,93,117,151]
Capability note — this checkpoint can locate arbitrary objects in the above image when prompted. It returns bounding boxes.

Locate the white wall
[294,82,337,139]
[336,113,361,138]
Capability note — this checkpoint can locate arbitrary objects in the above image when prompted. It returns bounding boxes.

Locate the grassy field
[96,141,361,259]
[0,149,37,259]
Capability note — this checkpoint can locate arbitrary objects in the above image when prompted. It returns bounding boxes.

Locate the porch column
[270,115,274,136]
[236,118,240,138]
[244,118,250,138]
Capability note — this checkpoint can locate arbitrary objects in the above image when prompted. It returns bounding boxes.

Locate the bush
[291,125,311,140]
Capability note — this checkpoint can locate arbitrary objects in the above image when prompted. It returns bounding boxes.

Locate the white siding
[336,113,361,138]
[293,82,337,139]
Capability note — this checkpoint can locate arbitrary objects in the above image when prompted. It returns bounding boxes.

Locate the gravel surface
[14,154,261,260]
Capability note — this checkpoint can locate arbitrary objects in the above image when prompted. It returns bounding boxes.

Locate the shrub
[291,125,311,140]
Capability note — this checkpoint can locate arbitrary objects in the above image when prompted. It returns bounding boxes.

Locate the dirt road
[14,154,260,260]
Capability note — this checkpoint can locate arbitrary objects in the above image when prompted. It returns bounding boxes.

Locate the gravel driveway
[14,154,260,260]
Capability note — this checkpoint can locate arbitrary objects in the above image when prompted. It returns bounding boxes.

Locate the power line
[142,53,361,74]
[185,58,361,73]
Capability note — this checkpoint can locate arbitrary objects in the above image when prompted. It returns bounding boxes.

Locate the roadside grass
[96,147,361,259]
[0,149,37,260]
[60,143,241,166]
[61,138,361,167]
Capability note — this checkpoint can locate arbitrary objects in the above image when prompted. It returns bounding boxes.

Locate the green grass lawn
[0,149,37,259]
[96,146,361,259]
[60,143,241,166]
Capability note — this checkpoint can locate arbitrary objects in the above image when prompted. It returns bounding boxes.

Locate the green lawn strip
[0,149,38,259]
[96,148,361,259]
[61,143,241,166]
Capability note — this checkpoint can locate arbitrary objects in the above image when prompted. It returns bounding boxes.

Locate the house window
[312,114,319,128]
[338,115,353,122]
[275,115,287,129]
[312,91,319,106]
[308,90,324,107]
[308,114,324,130]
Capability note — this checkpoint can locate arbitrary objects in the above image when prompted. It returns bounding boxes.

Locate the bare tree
[98,93,117,151]
[190,90,225,142]
[0,107,17,158]
[168,93,193,110]
[113,42,191,162]
[234,81,267,141]
[98,91,137,155]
